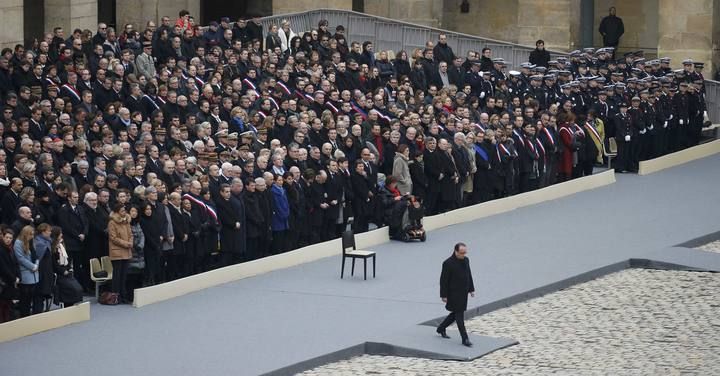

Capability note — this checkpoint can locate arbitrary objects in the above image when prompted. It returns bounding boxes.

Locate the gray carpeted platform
[1,154,719,376]
[365,326,517,361]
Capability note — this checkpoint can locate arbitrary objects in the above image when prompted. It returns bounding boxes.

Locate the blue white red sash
[535,138,545,156]
[268,97,279,110]
[542,127,555,147]
[242,78,256,91]
[182,193,217,221]
[584,122,601,141]
[62,84,81,102]
[142,95,160,110]
[351,102,367,120]
[277,81,292,96]
[525,137,539,159]
[326,101,339,114]
[499,143,512,157]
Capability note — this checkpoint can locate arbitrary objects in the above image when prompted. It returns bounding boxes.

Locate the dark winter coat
[439,254,475,312]
[217,195,246,255]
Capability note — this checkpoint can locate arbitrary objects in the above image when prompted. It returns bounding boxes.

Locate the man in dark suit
[57,190,89,290]
[599,7,624,59]
[216,181,246,266]
[0,178,23,225]
[423,137,442,215]
[350,160,373,234]
[324,160,343,240]
[437,242,475,347]
[308,170,328,244]
[167,192,190,280]
[359,147,378,191]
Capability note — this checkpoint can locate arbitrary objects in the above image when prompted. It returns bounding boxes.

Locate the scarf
[56,243,69,266]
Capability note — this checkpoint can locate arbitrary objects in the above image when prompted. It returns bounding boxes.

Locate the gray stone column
[116,0,200,32]
[0,0,24,49]
[658,0,718,74]
[45,0,97,34]
[273,0,352,15]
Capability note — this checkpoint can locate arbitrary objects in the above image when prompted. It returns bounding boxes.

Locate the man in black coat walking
[437,242,475,347]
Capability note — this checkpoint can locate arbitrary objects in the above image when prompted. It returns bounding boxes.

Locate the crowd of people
[0,9,713,320]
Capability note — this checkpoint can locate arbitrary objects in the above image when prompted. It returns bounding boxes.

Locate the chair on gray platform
[604,137,618,168]
[341,231,376,280]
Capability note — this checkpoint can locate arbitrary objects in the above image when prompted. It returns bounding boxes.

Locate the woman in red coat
[557,112,577,182]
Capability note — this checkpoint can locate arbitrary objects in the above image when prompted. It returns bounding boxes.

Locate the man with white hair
[83,191,110,260]
[11,206,34,234]
[219,162,233,185]
[74,160,92,188]
[452,132,472,206]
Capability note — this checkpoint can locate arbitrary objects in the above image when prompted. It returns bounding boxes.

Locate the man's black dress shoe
[436,328,450,339]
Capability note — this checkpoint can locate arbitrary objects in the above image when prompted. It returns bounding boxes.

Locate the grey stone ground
[298,267,720,376]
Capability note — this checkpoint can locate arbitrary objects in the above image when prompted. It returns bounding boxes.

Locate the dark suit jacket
[57,204,89,252]
[0,190,21,225]
[440,254,475,312]
[168,204,190,255]
[324,172,343,221]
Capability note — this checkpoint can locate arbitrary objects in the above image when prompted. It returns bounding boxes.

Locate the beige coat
[108,212,133,261]
[392,152,413,195]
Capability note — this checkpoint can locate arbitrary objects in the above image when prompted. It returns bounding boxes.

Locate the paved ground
[300,268,720,376]
[698,240,720,254]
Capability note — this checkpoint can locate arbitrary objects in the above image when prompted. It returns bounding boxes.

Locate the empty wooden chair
[341,231,376,280]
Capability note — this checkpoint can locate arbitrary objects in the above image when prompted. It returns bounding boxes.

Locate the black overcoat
[440,254,475,312]
[217,196,246,255]
[168,205,190,255]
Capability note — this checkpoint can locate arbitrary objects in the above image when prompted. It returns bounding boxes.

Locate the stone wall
[442,0,519,43]
[273,0,352,15]
[364,0,443,27]
[116,0,201,32]
[516,0,580,51]
[44,0,97,36]
[0,0,24,49]
[658,0,717,74]
[441,0,579,50]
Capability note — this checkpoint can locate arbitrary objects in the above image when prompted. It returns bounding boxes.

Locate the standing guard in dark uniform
[627,97,644,172]
[614,102,633,173]
[672,82,690,151]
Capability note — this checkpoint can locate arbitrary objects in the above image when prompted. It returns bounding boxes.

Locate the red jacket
[558,123,575,175]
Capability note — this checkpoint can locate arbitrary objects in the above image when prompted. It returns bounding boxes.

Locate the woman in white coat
[278,19,297,53]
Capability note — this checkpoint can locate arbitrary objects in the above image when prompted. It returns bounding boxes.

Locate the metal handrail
[255,8,569,54]
[251,8,568,66]
[211,8,719,123]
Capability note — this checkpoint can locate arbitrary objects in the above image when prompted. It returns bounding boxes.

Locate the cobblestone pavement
[298,268,720,375]
[697,240,720,254]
